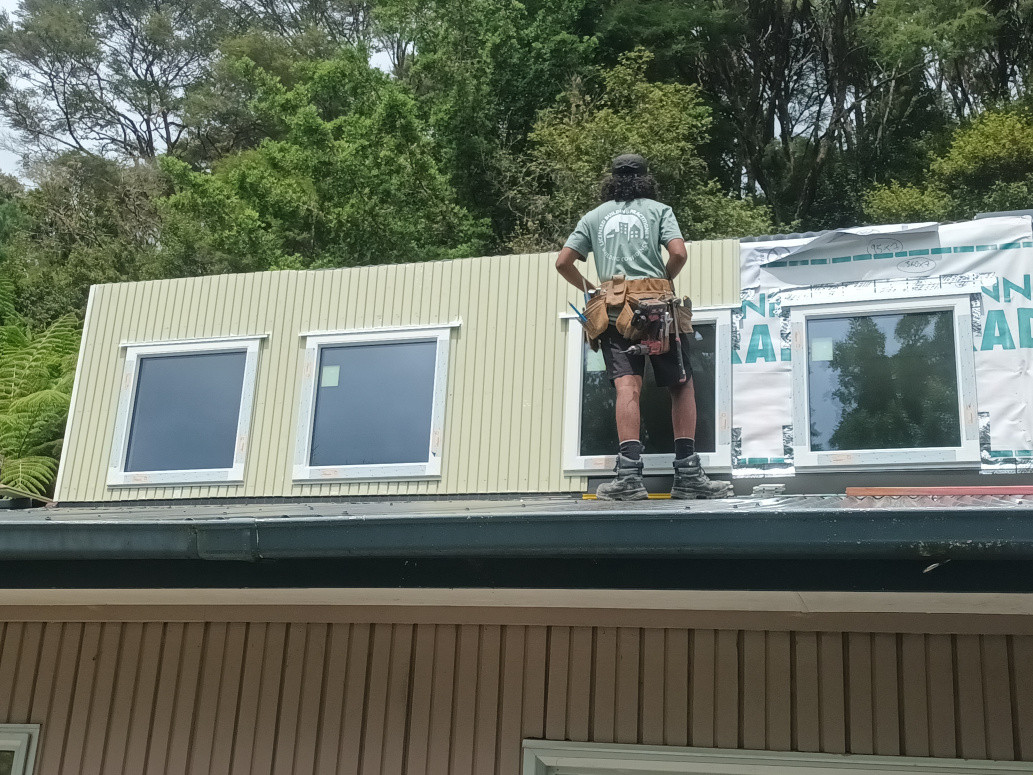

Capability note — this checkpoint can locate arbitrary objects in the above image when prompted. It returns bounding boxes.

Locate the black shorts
[599,325,693,387]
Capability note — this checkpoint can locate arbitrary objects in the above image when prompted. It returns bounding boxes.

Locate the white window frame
[107,336,264,487]
[293,324,455,481]
[0,724,40,775]
[562,307,734,476]
[522,741,1032,774]
[788,294,979,470]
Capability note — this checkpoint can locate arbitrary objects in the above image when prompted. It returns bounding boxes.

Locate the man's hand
[555,246,596,292]
[665,238,688,279]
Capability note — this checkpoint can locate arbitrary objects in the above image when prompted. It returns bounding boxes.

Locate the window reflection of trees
[809,311,961,452]
[580,324,717,457]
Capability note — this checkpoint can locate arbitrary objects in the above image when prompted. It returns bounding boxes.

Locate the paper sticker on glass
[580,323,718,456]
[309,340,438,466]
[806,310,961,451]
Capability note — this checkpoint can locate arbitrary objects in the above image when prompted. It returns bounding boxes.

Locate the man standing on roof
[555,153,733,501]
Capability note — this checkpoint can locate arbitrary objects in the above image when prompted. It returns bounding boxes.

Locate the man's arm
[665,238,688,279]
[555,246,596,292]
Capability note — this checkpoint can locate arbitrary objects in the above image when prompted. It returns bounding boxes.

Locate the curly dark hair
[600,173,658,202]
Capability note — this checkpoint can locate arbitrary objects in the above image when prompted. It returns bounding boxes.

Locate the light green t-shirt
[563,198,683,281]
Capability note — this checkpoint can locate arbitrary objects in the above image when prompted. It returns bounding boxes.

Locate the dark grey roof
[2,494,1032,561]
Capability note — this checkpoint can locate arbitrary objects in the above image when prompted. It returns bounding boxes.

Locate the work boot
[671,454,733,499]
[595,454,649,501]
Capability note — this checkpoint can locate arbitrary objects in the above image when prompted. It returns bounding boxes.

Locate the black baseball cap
[611,153,648,175]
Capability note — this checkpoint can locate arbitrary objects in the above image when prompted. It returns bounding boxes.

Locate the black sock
[619,440,643,460]
[675,438,695,458]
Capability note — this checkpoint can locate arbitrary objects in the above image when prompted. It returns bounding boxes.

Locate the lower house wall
[2,619,1032,774]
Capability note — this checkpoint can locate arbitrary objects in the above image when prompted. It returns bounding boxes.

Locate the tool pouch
[582,293,609,346]
[605,275,627,307]
[676,296,693,334]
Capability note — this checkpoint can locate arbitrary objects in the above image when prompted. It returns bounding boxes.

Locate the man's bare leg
[668,378,696,439]
[614,375,643,442]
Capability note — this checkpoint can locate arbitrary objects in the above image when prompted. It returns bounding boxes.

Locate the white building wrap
[735,215,1033,476]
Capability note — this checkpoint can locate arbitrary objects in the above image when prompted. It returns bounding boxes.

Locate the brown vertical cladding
[2,622,1033,773]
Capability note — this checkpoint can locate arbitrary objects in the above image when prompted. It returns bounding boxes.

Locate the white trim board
[107,336,263,487]
[522,742,1033,774]
[789,294,980,471]
[0,725,41,775]
[562,308,734,475]
[293,324,455,481]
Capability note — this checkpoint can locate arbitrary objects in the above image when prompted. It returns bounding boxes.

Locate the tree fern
[0,309,81,497]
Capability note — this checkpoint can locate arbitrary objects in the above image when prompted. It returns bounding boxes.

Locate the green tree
[385,0,598,234]
[504,49,770,250]
[0,278,80,497]
[159,50,489,274]
[864,109,1033,222]
[0,0,236,160]
[1,153,163,328]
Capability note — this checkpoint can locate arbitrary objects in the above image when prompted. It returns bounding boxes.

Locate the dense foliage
[0,278,79,496]
[0,0,1029,327]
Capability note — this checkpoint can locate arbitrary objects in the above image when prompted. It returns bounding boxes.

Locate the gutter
[0,505,1032,562]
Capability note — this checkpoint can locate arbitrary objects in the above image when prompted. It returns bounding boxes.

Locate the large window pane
[310,340,437,467]
[807,310,960,451]
[0,750,13,775]
[125,351,247,472]
[580,324,717,456]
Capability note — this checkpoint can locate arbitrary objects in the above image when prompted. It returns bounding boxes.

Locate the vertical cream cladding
[55,242,740,502]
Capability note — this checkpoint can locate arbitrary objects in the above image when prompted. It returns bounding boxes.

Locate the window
[563,309,733,475]
[108,337,263,486]
[294,325,455,480]
[789,294,979,469]
[522,741,1030,774]
[0,725,40,775]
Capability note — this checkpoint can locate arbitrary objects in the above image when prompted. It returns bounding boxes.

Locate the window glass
[125,351,247,472]
[0,750,12,775]
[806,310,960,451]
[310,340,437,467]
[580,323,717,456]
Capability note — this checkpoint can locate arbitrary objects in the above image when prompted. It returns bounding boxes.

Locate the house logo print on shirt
[597,208,652,267]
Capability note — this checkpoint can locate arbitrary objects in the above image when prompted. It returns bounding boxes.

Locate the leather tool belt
[581,275,693,348]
